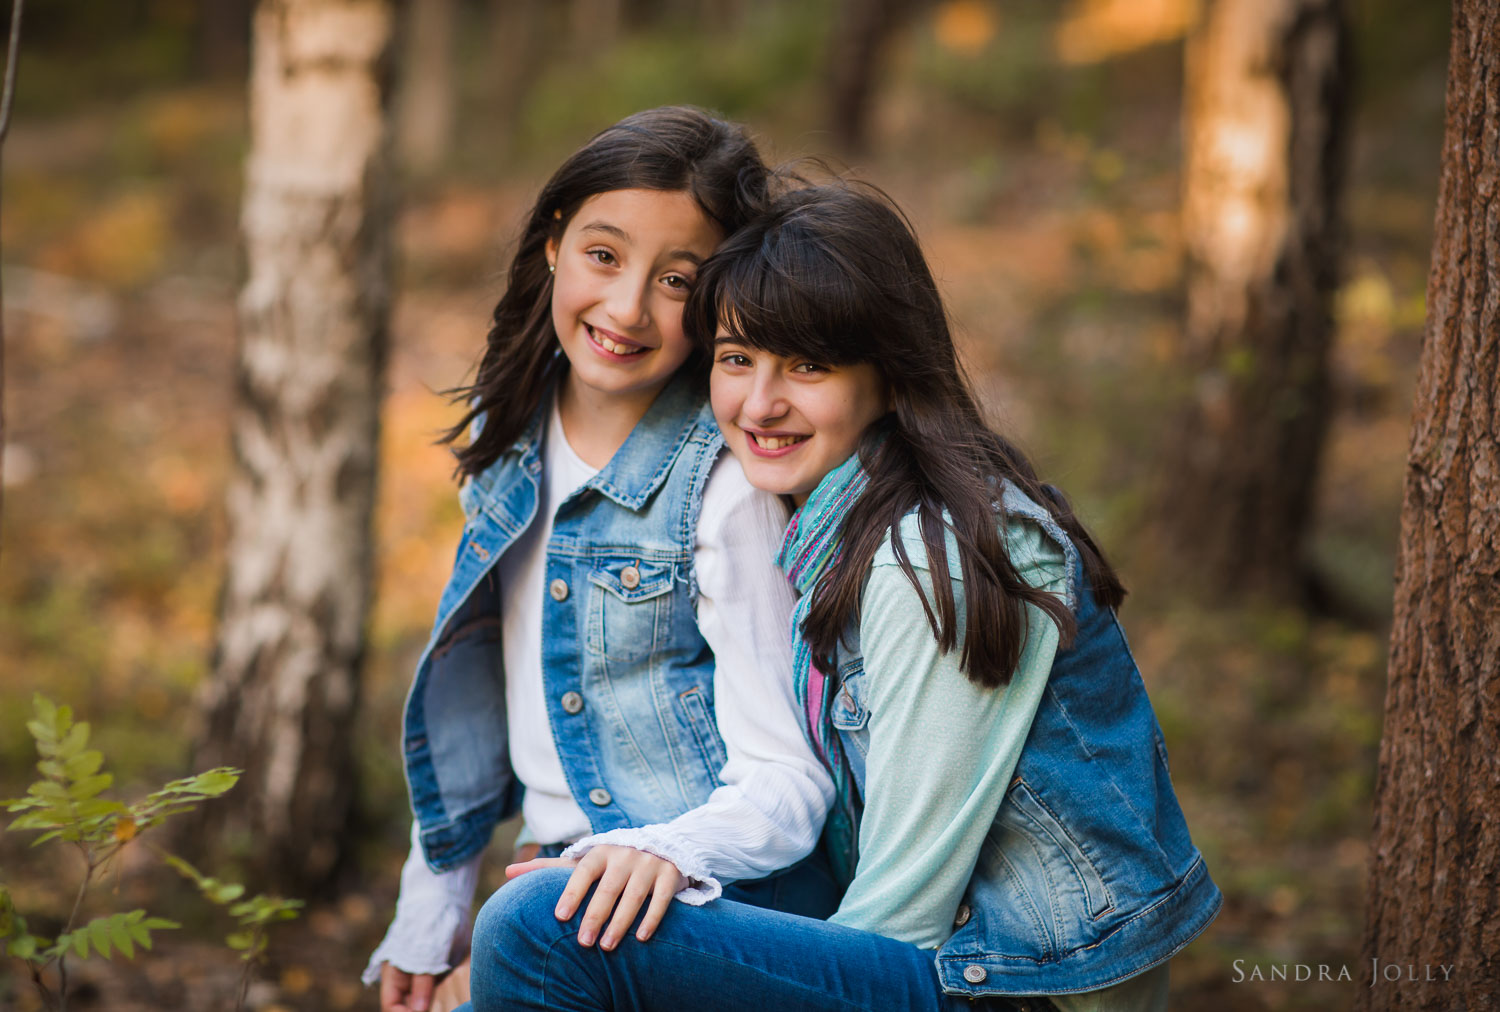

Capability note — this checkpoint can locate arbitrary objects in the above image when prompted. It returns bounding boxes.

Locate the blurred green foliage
[1,696,299,1010]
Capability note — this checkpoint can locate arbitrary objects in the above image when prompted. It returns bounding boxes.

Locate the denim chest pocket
[586,559,677,662]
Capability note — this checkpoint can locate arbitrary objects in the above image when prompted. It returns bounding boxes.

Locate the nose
[604,272,650,329]
[743,367,789,423]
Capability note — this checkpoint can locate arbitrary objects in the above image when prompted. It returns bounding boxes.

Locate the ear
[544,236,559,273]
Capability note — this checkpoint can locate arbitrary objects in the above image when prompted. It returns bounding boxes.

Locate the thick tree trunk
[489,0,547,161]
[570,0,622,56]
[195,0,253,80]
[826,0,916,153]
[1161,0,1347,597]
[193,0,393,895]
[396,0,455,176]
[1358,1,1500,1008]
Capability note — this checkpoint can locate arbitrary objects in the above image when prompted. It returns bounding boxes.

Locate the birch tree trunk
[1162,0,1347,597]
[193,0,393,894]
[1358,1,1500,1006]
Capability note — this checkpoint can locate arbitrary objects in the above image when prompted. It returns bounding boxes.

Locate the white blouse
[364,402,832,983]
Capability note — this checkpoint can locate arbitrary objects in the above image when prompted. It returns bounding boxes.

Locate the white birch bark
[196,0,393,890]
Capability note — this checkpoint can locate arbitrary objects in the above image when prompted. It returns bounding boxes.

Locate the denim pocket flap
[588,560,674,602]
[829,665,868,731]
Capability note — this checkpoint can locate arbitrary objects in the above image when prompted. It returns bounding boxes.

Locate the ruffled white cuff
[561,827,723,905]
[361,827,482,986]
[361,904,472,986]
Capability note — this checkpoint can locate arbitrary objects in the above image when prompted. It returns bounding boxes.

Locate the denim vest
[401,373,730,872]
[829,483,1221,997]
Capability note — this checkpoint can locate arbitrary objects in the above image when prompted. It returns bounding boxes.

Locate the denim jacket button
[953,903,971,928]
[962,964,987,984]
[561,691,584,715]
[588,788,612,806]
[620,565,641,589]
[549,578,569,602]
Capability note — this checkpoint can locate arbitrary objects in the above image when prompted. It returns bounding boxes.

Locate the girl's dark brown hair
[685,182,1126,687]
[442,106,770,478]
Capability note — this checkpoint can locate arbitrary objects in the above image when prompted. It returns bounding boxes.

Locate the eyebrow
[577,221,706,266]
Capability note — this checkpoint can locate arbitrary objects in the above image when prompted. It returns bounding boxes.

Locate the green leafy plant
[0,694,301,1011]
[162,854,304,1010]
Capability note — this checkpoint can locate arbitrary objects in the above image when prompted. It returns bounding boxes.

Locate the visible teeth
[592,329,644,355]
[753,433,806,450]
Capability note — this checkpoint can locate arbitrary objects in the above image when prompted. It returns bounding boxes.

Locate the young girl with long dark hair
[364,110,837,1012]
[460,183,1221,1011]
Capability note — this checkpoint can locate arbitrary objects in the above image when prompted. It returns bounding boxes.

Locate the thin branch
[29,961,58,1011]
[0,0,23,554]
[0,0,25,142]
[51,845,95,1012]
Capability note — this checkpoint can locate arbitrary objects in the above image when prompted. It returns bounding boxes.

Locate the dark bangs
[686,188,906,367]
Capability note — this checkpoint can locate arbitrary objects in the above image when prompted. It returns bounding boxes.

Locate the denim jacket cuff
[562,827,723,905]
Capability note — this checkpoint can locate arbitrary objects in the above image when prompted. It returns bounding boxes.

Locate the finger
[553,852,607,921]
[505,856,576,879]
[408,973,436,1012]
[599,867,655,950]
[576,858,634,947]
[380,965,411,1012]
[637,868,679,942]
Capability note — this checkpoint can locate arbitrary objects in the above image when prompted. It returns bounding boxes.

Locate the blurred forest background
[0,0,1454,1009]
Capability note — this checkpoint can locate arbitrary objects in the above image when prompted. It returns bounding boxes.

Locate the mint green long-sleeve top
[827,511,1067,947]
[826,512,1170,1012]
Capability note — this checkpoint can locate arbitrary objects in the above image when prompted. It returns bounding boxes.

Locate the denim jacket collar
[583,371,706,510]
[477,368,707,515]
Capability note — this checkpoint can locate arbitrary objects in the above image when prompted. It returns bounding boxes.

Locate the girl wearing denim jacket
[365,109,837,1012]
[463,183,1220,1011]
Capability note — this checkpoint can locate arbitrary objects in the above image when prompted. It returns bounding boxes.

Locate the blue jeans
[456,868,1042,1012]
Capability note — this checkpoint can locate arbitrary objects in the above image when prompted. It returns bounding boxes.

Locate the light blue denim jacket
[401,373,730,872]
[828,482,1221,997]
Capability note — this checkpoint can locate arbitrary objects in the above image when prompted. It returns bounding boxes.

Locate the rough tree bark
[396,0,455,176]
[826,0,918,153]
[1161,0,1347,598]
[192,0,393,895]
[1358,1,1500,1007]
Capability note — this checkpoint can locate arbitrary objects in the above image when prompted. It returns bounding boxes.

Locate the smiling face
[710,337,888,504]
[547,188,723,414]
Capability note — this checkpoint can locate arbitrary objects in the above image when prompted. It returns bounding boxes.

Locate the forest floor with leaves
[0,32,1444,1009]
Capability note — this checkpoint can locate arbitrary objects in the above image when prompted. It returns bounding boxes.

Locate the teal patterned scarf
[774,453,869,889]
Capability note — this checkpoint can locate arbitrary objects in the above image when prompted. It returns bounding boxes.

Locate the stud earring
[548,263,555,274]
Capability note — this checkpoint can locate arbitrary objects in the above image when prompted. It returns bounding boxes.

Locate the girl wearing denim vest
[365,110,838,1012]
[463,184,1221,1011]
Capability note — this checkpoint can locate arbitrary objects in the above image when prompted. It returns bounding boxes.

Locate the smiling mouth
[748,432,809,451]
[586,324,648,356]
